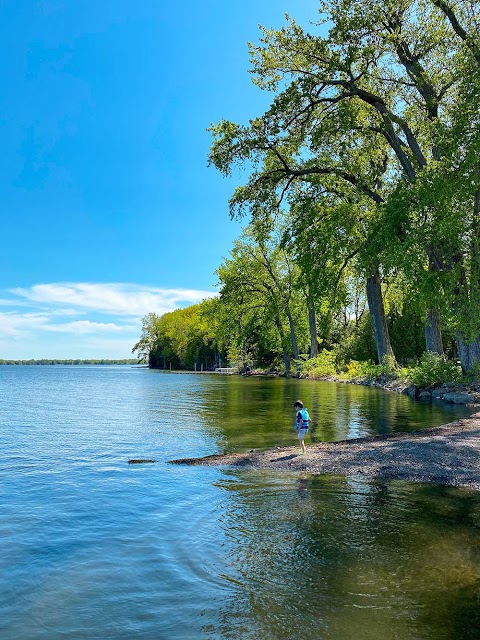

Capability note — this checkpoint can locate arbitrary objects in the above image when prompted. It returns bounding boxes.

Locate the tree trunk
[308,303,319,358]
[454,184,480,372]
[424,309,444,355]
[366,271,397,365]
[456,334,480,373]
[285,307,299,361]
[285,306,301,377]
[274,314,290,376]
[456,183,480,373]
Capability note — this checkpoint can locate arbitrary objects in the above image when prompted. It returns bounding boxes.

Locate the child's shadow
[270,454,298,462]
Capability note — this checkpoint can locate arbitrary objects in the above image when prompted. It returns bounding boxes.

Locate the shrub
[409,352,462,387]
[342,359,380,379]
[463,361,480,383]
[379,354,398,377]
[300,350,337,377]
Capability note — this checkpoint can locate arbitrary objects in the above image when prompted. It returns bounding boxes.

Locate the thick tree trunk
[366,271,397,365]
[456,334,480,373]
[308,304,319,358]
[274,314,290,376]
[285,307,300,377]
[424,309,444,355]
[454,182,480,373]
[470,180,480,332]
[285,307,299,361]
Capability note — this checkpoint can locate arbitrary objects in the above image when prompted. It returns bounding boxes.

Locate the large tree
[216,227,309,375]
[210,0,480,370]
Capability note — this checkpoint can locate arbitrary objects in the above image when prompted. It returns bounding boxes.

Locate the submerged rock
[443,392,474,404]
[419,390,431,399]
[406,384,418,398]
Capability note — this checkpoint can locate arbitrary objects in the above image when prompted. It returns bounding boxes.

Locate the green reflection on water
[207,472,480,640]
[194,376,473,454]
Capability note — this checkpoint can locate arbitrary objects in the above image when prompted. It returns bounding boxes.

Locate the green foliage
[342,359,380,379]
[388,306,427,362]
[380,354,398,376]
[299,350,337,378]
[133,302,220,370]
[462,361,480,384]
[331,309,379,365]
[409,352,462,387]
[208,0,480,373]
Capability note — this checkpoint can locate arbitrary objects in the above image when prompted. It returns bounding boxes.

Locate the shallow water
[1,366,479,639]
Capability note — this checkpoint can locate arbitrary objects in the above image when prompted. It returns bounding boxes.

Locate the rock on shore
[169,412,480,491]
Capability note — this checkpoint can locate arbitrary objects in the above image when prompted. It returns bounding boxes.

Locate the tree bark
[366,271,397,365]
[455,181,480,373]
[308,303,319,358]
[470,180,480,329]
[456,334,480,373]
[274,314,291,376]
[285,307,299,361]
[424,309,444,355]
[285,306,301,377]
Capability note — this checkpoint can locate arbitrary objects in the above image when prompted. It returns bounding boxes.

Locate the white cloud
[0,282,216,358]
[11,283,216,316]
[43,320,126,334]
[0,298,30,307]
[0,312,131,336]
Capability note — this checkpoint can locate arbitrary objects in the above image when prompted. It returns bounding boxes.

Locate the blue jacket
[295,408,309,429]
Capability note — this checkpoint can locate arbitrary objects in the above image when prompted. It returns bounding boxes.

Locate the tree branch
[431,0,480,62]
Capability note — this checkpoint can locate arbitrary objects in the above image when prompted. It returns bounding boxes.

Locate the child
[293,400,309,454]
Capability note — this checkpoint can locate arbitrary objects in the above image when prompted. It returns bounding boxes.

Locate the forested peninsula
[134,0,480,394]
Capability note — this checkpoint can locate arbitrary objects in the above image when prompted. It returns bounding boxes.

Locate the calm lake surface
[1,365,479,639]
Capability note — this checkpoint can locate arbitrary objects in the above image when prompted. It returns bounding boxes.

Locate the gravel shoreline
[169,412,480,491]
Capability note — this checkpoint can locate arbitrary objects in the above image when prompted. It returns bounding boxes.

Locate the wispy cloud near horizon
[11,282,217,317]
[0,282,217,359]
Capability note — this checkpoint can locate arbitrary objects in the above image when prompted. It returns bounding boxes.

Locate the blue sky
[1,0,317,358]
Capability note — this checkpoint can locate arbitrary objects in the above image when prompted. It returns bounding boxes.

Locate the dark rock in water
[406,384,418,398]
[443,392,474,405]
[128,459,156,464]
[432,388,448,399]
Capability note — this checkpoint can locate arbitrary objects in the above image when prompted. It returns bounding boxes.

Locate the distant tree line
[134,0,480,377]
[0,359,140,365]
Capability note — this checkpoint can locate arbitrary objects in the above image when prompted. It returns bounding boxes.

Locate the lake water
[1,365,479,639]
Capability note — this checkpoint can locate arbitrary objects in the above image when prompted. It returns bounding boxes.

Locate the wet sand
[169,412,480,490]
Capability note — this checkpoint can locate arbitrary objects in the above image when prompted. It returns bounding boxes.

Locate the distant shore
[0,359,140,365]
[170,412,480,491]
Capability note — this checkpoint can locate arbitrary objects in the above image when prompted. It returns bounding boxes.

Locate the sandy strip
[169,412,480,490]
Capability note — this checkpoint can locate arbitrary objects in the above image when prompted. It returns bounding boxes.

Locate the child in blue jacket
[293,400,309,454]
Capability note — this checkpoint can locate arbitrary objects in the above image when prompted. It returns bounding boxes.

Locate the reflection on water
[0,366,478,640]
[194,375,473,453]
[209,472,480,640]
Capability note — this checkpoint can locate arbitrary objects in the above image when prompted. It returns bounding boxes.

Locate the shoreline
[169,411,480,491]
[149,367,480,406]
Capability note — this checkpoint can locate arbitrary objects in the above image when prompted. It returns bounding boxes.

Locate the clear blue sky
[1,0,317,358]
